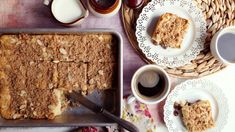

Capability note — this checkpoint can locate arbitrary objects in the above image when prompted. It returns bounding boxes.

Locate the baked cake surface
[181,100,215,132]
[0,34,57,61]
[86,34,117,62]
[0,33,117,119]
[22,34,57,61]
[152,13,189,48]
[58,62,87,92]
[56,35,86,62]
[0,60,64,119]
[87,62,116,90]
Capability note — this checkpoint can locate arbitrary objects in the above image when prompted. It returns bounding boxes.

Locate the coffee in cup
[129,65,170,104]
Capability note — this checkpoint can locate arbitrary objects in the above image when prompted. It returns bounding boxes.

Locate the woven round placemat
[122,0,235,78]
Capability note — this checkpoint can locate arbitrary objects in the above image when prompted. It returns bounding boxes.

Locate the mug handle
[127,95,136,104]
[43,0,52,6]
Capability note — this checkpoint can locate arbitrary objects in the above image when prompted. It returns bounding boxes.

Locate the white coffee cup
[210,26,235,65]
[128,65,171,105]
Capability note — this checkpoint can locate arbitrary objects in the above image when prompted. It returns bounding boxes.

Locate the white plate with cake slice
[135,0,207,68]
[164,79,228,132]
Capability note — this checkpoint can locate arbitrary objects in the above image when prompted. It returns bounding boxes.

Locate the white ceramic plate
[136,0,207,68]
[164,79,229,132]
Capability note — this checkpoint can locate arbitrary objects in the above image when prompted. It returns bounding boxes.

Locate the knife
[67,91,139,132]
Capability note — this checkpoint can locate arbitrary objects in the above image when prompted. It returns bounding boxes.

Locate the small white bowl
[210,26,235,65]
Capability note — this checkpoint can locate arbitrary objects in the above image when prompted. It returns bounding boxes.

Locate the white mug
[210,26,235,65]
[128,65,171,105]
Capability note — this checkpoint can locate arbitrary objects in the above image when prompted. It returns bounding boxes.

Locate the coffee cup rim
[212,26,235,65]
[131,64,171,104]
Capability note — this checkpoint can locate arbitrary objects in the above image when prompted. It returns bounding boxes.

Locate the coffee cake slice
[56,35,86,62]
[0,86,64,119]
[26,61,58,91]
[87,62,116,91]
[86,34,117,63]
[181,100,215,132]
[152,13,189,48]
[21,34,58,61]
[58,62,87,92]
[0,61,64,119]
[0,34,58,61]
[0,57,27,119]
[0,35,20,50]
[0,35,25,59]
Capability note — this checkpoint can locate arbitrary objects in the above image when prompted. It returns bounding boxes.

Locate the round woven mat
[122,0,235,78]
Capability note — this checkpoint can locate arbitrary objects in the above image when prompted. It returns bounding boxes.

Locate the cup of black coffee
[129,65,171,104]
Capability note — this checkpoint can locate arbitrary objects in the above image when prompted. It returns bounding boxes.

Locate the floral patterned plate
[164,79,229,132]
[135,0,207,68]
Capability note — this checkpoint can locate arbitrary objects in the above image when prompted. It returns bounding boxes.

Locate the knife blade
[68,91,103,113]
[67,91,139,132]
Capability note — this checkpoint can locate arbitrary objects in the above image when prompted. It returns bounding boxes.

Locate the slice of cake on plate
[180,100,215,132]
[152,13,189,48]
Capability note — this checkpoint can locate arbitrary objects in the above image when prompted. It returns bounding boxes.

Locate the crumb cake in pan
[0,33,117,120]
[58,62,87,92]
[86,34,117,62]
[87,62,116,91]
[56,35,86,62]
[0,60,64,119]
[152,13,189,48]
[0,34,57,61]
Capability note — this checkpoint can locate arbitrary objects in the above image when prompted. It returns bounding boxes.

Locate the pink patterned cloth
[122,96,157,132]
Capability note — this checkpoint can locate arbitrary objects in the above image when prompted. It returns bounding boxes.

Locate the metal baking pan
[0,28,123,127]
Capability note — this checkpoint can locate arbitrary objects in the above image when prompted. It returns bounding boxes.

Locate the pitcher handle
[43,0,52,6]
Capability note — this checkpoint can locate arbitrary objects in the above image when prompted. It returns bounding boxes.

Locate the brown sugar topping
[0,33,117,119]
[152,13,189,48]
